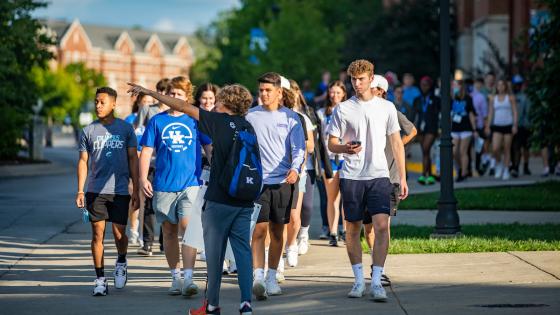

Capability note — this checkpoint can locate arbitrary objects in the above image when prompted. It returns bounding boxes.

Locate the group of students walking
[75,59,412,314]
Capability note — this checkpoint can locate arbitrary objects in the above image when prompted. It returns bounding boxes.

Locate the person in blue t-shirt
[402,73,421,107]
[139,76,211,297]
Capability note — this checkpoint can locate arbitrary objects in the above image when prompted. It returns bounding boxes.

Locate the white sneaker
[265,276,282,296]
[298,235,310,255]
[370,284,387,302]
[222,261,229,275]
[495,163,503,179]
[181,277,198,297]
[129,230,140,246]
[252,279,267,300]
[168,277,183,295]
[347,281,366,298]
[92,277,108,296]
[502,169,511,180]
[276,271,285,283]
[197,251,206,261]
[113,261,127,289]
[286,245,298,267]
[228,261,237,274]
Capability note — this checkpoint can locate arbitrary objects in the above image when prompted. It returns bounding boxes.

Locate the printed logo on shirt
[93,133,125,151]
[452,100,467,117]
[230,122,236,129]
[161,122,194,153]
[277,123,288,129]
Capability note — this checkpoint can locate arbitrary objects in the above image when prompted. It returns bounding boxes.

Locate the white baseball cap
[371,74,389,92]
[280,76,291,89]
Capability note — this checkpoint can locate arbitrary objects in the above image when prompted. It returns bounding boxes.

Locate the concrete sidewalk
[0,220,559,315]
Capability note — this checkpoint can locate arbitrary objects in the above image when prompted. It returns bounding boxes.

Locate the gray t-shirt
[134,104,162,129]
[385,111,415,183]
[79,118,137,195]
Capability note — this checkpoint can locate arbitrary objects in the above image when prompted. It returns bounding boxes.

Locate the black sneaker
[329,233,338,247]
[137,244,153,256]
[338,231,346,242]
[523,166,531,176]
[189,300,220,315]
[239,301,252,315]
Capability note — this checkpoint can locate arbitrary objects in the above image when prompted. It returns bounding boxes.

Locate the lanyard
[421,95,430,113]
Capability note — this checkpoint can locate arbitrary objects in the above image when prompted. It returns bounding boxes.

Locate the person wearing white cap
[366,74,417,286]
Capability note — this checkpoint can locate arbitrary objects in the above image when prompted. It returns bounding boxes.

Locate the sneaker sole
[372,295,388,302]
[348,292,365,298]
[168,289,182,296]
[252,283,267,300]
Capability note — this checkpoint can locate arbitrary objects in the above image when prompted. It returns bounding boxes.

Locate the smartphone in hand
[350,140,361,147]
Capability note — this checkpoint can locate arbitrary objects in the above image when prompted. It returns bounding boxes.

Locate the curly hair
[216,84,253,116]
[167,76,194,103]
[347,59,374,77]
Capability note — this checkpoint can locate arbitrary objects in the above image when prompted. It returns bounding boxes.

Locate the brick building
[43,19,195,116]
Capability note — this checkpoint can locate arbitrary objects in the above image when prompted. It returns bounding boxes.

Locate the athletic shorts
[451,131,473,139]
[491,125,513,135]
[86,193,130,225]
[514,127,530,147]
[257,183,293,224]
[363,183,400,224]
[153,186,199,225]
[340,178,392,222]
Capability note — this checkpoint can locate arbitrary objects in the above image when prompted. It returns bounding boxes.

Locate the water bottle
[81,208,89,223]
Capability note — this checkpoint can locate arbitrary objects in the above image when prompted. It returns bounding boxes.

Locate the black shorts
[363,183,400,224]
[491,125,513,134]
[476,128,488,140]
[340,178,392,222]
[86,193,130,225]
[256,183,294,224]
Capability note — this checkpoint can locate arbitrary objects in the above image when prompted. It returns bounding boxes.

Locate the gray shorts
[153,186,200,224]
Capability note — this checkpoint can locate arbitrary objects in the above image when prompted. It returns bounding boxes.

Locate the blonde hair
[347,59,374,77]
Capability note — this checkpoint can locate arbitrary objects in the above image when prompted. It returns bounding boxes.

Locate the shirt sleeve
[198,109,216,140]
[289,115,306,172]
[396,111,414,135]
[140,116,157,148]
[387,104,401,136]
[198,131,212,146]
[78,128,88,152]
[126,124,137,148]
[134,106,148,129]
[327,106,343,138]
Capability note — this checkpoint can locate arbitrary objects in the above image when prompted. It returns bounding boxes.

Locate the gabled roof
[41,19,194,57]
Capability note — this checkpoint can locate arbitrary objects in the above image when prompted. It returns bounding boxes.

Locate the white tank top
[493,95,513,126]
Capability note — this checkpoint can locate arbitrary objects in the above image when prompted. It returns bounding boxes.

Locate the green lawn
[399,180,560,210]
[361,223,560,254]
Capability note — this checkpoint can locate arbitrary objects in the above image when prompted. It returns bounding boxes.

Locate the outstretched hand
[127,82,150,97]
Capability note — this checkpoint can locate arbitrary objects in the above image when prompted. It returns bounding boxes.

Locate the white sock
[490,158,496,168]
[240,301,251,309]
[372,265,383,286]
[300,226,309,238]
[208,304,218,311]
[351,263,364,284]
[170,268,181,279]
[253,268,264,280]
[183,268,193,280]
[267,268,277,281]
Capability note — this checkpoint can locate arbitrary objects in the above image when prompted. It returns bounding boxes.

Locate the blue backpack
[220,128,263,201]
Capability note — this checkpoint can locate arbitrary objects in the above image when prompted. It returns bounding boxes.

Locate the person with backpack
[128,82,260,315]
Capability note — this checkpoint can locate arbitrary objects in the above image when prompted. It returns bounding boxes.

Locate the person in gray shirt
[76,87,139,296]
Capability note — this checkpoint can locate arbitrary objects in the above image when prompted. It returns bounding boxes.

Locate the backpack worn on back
[219,128,263,201]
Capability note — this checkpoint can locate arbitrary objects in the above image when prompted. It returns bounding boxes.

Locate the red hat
[420,76,433,85]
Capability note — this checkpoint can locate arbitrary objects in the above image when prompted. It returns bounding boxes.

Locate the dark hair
[258,72,281,87]
[96,87,117,100]
[475,77,484,84]
[156,78,170,93]
[131,92,149,114]
[216,84,253,116]
[194,83,220,108]
[325,80,347,115]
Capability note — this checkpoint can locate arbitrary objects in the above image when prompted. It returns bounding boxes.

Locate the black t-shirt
[198,110,257,208]
[451,94,475,132]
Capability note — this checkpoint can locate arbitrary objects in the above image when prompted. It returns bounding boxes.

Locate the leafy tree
[526,1,560,149]
[0,0,54,159]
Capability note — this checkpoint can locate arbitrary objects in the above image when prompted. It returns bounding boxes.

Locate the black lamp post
[434,0,460,235]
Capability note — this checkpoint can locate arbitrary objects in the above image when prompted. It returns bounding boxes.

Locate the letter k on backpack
[220,128,263,201]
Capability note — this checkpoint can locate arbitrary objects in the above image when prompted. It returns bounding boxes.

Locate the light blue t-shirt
[79,118,137,195]
[140,112,211,192]
[246,106,306,185]
[403,86,421,107]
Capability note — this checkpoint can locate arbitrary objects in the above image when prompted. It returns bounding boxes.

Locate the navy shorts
[340,178,392,222]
